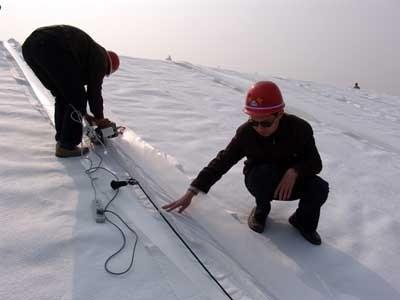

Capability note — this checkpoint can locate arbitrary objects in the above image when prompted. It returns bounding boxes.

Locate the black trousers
[22,32,87,148]
[245,164,329,231]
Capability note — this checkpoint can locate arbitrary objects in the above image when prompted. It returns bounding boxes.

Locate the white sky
[1,0,399,95]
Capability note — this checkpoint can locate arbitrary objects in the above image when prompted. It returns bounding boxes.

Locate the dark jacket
[191,114,322,193]
[27,25,110,118]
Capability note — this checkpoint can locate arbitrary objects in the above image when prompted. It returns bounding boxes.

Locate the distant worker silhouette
[353,82,360,89]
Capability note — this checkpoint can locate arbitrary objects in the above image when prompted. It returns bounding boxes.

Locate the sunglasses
[248,117,277,128]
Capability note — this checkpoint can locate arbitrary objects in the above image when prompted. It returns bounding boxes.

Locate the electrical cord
[69,107,233,298]
[114,178,234,300]
[69,106,139,275]
[88,151,139,275]
[103,210,139,275]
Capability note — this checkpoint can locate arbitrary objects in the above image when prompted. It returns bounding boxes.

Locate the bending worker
[163,81,329,245]
[22,25,120,157]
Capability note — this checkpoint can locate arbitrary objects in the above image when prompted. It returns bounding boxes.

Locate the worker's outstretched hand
[162,191,195,213]
[274,168,298,201]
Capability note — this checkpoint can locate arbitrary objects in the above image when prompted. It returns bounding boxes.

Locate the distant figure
[163,81,329,245]
[166,55,172,61]
[353,82,360,89]
[22,25,120,157]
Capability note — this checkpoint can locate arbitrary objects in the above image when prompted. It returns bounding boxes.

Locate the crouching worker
[163,81,329,245]
[22,25,120,157]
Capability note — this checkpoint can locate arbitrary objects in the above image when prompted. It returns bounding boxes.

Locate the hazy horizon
[1,0,399,96]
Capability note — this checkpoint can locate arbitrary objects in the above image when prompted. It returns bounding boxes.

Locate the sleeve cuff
[187,186,200,195]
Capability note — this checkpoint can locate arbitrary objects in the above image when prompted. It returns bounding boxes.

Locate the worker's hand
[95,118,113,129]
[274,168,298,201]
[162,191,195,213]
[85,114,96,126]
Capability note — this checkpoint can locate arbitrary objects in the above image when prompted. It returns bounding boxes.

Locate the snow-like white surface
[1,39,400,300]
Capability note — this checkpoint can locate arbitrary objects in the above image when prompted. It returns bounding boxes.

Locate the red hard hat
[107,51,120,74]
[244,81,285,116]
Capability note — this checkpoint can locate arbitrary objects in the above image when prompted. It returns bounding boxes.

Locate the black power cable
[110,179,234,300]
[85,147,139,276]
[72,108,232,296]
[103,210,139,275]
[70,108,139,275]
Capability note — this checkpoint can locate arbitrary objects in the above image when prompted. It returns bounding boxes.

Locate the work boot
[248,207,266,233]
[289,213,322,245]
[55,143,89,158]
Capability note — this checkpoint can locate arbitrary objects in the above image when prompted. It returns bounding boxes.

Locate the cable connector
[110,178,138,190]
